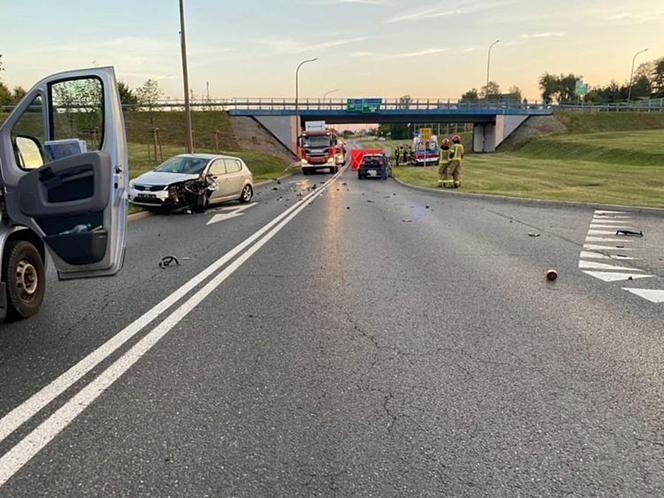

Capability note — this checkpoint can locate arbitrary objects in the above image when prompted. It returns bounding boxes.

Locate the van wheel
[4,240,45,320]
[240,184,253,203]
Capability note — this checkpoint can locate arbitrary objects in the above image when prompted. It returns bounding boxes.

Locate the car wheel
[4,240,45,320]
[193,193,209,213]
[302,169,310,176]
[240,184,253,203]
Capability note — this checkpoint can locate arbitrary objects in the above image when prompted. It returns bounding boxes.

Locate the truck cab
[0,67,128,320]
[298,122,344,175]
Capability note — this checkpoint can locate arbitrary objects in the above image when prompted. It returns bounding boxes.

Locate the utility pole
[179,0,194,153]
[486,39,500,101]
[627,48,649,104]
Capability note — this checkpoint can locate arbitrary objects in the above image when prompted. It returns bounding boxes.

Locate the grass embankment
[391,116,664,208]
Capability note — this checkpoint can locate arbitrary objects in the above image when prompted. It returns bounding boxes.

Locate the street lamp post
[178,0,193,153]
[323,88,339,100]
[486,39,500,102]
[627,48,649,104]
[295,58,318,133]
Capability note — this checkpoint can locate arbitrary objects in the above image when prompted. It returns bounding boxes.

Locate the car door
[207,158,228,200]
[0,67,128,280]
[223,158,244,197]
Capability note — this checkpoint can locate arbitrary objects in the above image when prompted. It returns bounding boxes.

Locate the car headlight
[129,180,135,189]
[326,157,335,164]
[301,159,308,165]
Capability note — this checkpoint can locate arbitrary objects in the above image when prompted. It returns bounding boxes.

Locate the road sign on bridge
[346,98,382,113]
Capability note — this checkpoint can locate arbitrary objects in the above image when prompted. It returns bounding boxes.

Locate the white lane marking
[623,288,664,303]
[207,203,258,225]
[583,271,653,283]
[595,210,628,215]
[590,225,638,230]
[591,219,631,224]
[0,173,342,447]
[588,229,622,235]
[579,260,644,271]
[593,216,632,221]
[579,251,609,259]
[0,166,341,488]
[585,236,630,243]
[584,244,634,251]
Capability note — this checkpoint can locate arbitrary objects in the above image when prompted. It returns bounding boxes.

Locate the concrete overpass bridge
[227,98,554,153]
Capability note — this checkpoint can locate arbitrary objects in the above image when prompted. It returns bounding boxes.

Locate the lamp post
[627,48,649,104]
[323,88,339,99]
[178,0,193,153]
[486,39,500,101]
[295,58,318,133]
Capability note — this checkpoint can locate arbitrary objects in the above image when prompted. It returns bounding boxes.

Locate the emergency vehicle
[298,121,345,175]
[411,135,440,166]
[0,67,128,320]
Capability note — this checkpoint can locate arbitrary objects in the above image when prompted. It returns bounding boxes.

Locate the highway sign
[575,80,589,97]
[346,98,382,113]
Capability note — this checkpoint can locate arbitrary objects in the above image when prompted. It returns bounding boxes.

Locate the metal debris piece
[402,219,413,223]
[529,232,541,238]
[616,229,643,237]
[272,187,279,191]
[159,255,180,269]
[276,180,281,185]
[545,269,558,282]
[425,205,430,209]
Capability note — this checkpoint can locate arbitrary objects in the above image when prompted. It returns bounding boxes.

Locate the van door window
[48,77,104,162]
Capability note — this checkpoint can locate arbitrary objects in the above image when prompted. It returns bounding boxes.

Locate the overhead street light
[295,58,318,133]
[627,48,649,103]
[179,0,194,153]
[486,39,500,100]
[323,88,339,99]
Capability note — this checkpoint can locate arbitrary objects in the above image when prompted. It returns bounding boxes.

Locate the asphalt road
[0,161,663,496]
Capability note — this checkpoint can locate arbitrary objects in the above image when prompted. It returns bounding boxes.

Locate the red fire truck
[299,122,345,175]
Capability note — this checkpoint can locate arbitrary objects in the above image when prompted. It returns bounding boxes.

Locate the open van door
[0,67,128,280]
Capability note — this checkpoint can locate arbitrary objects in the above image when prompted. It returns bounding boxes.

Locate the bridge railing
[2,98,663,114]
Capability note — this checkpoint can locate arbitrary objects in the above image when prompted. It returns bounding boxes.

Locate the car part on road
[529,232,541,237]
[159,256,180,269]
[616,229,643,237]
[546,269,558,282]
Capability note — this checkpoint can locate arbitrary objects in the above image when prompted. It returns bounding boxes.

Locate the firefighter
[449,134,464,188]
[394,145,401,166]
[403,145,411,164]
[438,138,452,187]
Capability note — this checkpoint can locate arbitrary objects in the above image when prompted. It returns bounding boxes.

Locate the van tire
[4,240,45,320]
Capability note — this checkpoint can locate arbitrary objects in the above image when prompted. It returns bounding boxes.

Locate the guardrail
[2,98,663,114]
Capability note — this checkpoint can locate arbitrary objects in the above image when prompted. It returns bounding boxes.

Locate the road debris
[425,205,430,209]
[346,206,350,210]
[276,180,281,185]
[272,187,278,191]
[402,219,413,223]
[367,199,374,203]
[159,255,180,269]
[616,229,643,237]
[529,232,541,238]
[545,269,558,282]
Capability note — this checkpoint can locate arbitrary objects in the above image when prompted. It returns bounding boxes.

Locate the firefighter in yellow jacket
[449,134,465,188]
[438,138,452,187]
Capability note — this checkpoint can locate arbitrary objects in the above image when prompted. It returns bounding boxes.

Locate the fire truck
[298,122,345,175]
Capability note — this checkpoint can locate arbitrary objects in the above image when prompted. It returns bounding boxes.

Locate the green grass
[555,112,664,134]
[391,129,664,208]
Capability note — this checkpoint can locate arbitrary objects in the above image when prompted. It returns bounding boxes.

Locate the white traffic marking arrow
[584,244,634,251]
[588,229,621,235]
[583,271,653,283]
[579,251,639,260]
[595,210,628,215]
[591,219,632,224]
[579,260,644,271]
[623,288,664,303]
[585,236,630,243]
[207,203,258,225]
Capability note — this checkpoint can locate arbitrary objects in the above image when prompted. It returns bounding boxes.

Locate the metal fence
[2,97,664,114]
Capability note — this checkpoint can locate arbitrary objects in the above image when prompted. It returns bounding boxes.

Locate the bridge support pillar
[473,123,496,153]
[254,115,299,154]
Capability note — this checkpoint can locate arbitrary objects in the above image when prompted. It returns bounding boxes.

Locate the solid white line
[0,167,341,487]
[587,229,620,235]
[0,172,341,448]
[585,236,630,243]
[594,210,628,215]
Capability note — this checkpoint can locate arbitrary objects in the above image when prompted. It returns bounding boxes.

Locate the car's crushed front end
[129,173,216,210]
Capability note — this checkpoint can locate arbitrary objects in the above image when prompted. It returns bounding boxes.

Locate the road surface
[0,162,663,496]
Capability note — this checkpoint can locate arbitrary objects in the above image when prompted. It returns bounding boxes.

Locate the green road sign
[575,80,589,97]
[346,98,382,113]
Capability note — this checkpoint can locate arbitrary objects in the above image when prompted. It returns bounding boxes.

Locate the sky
[2,0,664,101]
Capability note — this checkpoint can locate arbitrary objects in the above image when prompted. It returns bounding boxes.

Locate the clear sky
[2,0,663,101]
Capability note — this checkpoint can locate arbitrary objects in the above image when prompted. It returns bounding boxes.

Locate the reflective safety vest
[451,143,464,162]
[440,148,451,162]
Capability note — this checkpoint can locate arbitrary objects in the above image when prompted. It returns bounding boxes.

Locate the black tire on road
[193,193,209,213]
[240,184,253,203]
[4,240,45,320]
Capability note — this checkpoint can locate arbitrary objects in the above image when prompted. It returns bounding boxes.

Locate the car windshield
[155,156,209,175]
[303,136,331,148]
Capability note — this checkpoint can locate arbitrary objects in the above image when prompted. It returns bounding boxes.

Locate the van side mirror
[14,135,44,170]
